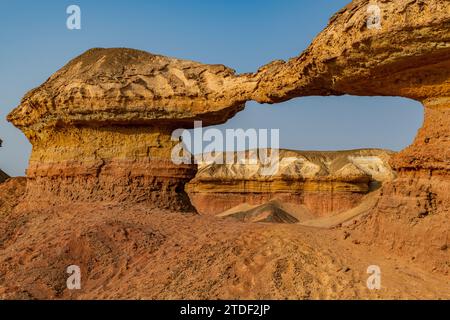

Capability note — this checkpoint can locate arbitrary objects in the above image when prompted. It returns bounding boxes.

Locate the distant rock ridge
[187,148,395,216]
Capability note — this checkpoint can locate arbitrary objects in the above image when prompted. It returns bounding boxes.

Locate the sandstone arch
[8,0,449,225]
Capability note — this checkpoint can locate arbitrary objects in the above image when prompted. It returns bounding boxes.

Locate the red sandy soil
[0,179,448,299]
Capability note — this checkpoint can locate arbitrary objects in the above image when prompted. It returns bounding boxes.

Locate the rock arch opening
[186,96,423,153]
[185,95,424,217]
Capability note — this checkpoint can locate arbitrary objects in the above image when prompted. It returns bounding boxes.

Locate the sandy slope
[299,191,380,228]
[0,197,448,299]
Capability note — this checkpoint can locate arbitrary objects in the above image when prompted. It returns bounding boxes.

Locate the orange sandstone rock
[7,48,252,211]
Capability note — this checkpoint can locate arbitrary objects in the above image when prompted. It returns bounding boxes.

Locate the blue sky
[0,0,423,176]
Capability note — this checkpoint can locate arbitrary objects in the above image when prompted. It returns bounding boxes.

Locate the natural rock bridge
[9,0,449,217]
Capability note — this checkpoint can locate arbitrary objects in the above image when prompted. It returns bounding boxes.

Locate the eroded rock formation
[190,0,449,227]
[241,0,449,273]
[7,1,449,230]
[7,48,255,211]
[0,139,10,183]
[188,149,395,216]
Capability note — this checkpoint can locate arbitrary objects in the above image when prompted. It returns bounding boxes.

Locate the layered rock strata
[187,149,395,216]
[7,48,253,211]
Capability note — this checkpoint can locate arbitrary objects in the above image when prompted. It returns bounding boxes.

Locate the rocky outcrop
[0,170,8,184]
[7,48,254,211]
[0,139,10,183]
[1,0,449,299]
[189,0,450,271]
[189,0,449,222]
[187,149,395,216]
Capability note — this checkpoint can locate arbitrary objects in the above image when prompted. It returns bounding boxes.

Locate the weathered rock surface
[188,0,450,272]
[7,48,255,211]
[188,149,395,216]
[9,1,449,217]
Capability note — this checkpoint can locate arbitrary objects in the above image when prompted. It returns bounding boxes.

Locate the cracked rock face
[7,48,254,211]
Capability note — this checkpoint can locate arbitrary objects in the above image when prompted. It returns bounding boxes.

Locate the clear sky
[0,0,423,176]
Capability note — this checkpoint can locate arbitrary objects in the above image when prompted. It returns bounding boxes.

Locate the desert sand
[0,179,448,299]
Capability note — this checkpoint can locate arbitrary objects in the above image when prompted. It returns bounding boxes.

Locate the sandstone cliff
[188,149,395,216]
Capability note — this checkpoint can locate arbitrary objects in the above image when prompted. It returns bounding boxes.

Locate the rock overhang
[249,0,450,104]
[7,47,252,134]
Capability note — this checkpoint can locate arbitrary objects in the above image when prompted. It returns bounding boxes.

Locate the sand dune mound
[299,190,380,229]
[218,191,379,228]
[218,199,314,224]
